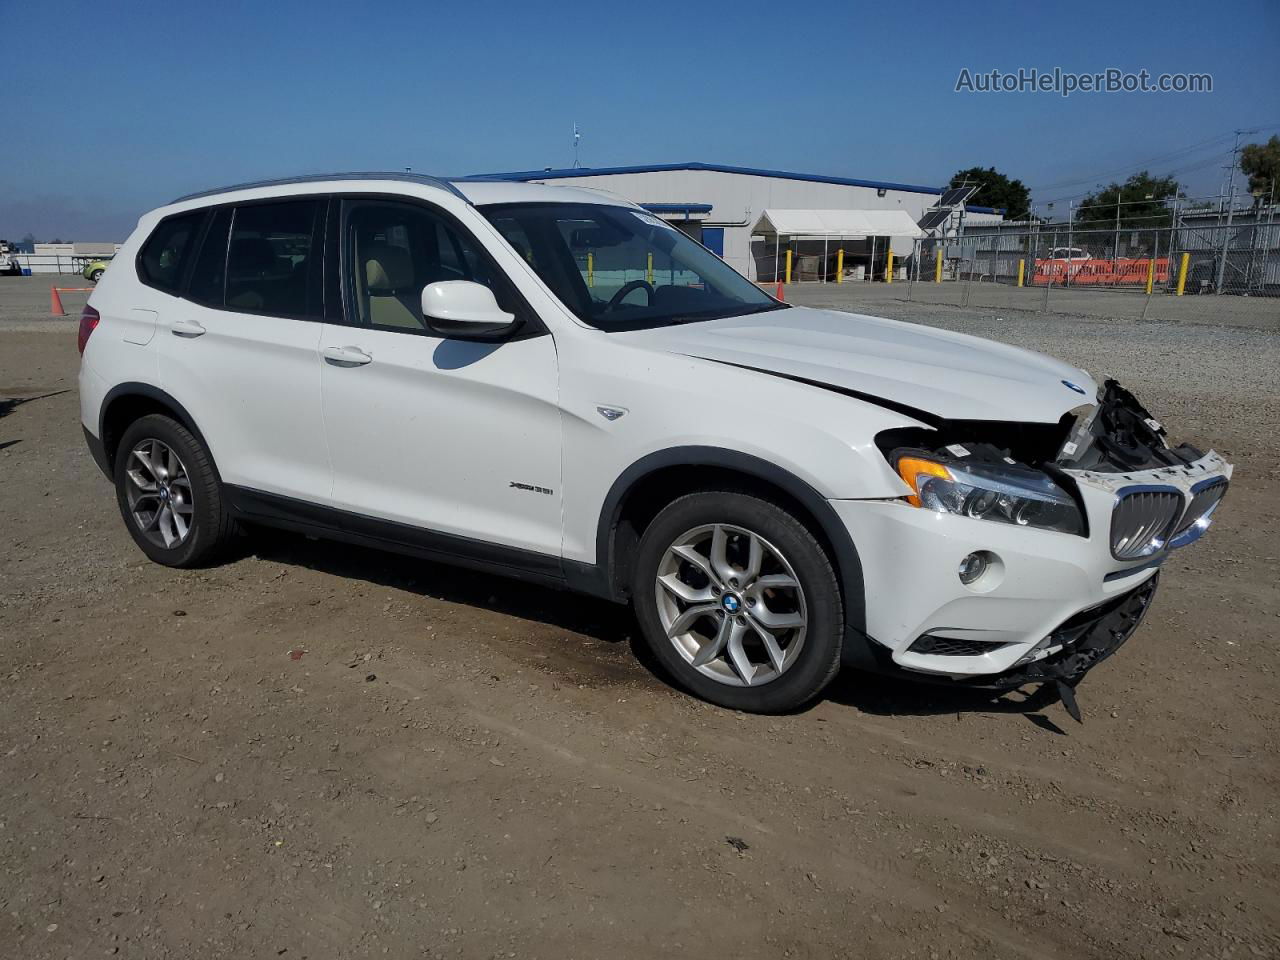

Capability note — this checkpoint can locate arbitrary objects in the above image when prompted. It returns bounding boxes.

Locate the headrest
[230,237,277,271]
[364,245,414,290]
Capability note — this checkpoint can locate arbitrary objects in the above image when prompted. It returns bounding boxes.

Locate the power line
[1028,122,1280,201]
[1028,130,1239,191]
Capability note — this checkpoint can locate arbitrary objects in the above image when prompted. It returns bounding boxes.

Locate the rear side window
[137,212,204,294]
[187,207,232,306]
[224,199,323,318]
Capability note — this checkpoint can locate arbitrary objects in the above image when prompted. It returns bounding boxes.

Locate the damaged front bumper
[831,450,1230,697]
[951,572,1157,690]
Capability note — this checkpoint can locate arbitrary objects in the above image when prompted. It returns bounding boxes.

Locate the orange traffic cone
[50,286,65,316]
[775,280,785,301]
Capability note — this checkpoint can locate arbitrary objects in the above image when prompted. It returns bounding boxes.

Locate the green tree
[1076,171,1181,228]
[948,167,1031,220]
[1240,135,1280,204]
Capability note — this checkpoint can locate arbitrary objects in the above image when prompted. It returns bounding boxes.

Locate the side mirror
[421,281,518,339]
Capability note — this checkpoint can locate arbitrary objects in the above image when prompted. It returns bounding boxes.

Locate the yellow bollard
[1144,257,1155,295]
[934,250,943,283]
[836,248,844,283]
[1175,252,1189,296]
[587,252,594,288]
[1016,259,1025,287]
[784,249,792,285]
[885,249,894,283]
[646,252,653,285]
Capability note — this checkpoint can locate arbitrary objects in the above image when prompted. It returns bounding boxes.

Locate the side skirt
[223,485,615,601]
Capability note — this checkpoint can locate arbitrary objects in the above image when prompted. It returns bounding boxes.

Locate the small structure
[751,209,924,282]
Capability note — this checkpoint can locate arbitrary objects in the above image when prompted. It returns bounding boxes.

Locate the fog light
[958,551,989,585]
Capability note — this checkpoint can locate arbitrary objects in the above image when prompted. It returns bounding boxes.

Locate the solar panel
[940,185,980,207]
[917,208,953,231]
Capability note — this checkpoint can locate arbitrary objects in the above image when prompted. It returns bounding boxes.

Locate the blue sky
[2,0,1277,239]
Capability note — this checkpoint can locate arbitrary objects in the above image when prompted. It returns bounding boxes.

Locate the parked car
[77,174,1231,715]
[1047,247,1091,261]
[83,258,112,282]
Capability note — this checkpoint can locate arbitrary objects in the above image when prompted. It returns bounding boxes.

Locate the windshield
[478,202,786,330]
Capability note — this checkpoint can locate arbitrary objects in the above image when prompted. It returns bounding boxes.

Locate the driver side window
[345,201,511,333]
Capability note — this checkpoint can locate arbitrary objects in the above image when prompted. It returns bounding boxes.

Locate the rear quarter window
[137,211,206,294]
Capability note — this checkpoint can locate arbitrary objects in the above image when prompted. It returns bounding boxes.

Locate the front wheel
[632,491,844,713]
[89,269,104,282]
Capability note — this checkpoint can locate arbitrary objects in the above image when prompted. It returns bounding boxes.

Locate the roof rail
[171,172,469,204]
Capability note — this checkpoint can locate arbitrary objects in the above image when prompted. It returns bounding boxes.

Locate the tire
[632,491,843,713]
[113,414,237,568]
[90,269,104,282]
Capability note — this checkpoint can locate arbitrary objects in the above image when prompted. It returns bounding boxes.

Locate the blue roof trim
[461,161,947,196]
[641,202,713,214]
[461,162,1004,215]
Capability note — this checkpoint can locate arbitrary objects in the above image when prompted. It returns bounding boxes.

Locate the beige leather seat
[361,244,423,330]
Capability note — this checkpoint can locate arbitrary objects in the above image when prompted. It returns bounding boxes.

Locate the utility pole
[1066,200,1075,288]
[1217,128,1258,294]
[1114,189,1122,266]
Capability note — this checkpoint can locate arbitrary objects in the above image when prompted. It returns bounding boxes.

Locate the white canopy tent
[753,209,924,255]
[752,208,926,282]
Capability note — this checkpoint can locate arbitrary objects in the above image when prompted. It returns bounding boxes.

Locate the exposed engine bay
[877,379,1205,478]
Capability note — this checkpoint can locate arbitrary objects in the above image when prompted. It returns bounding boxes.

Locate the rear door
[158,197,331,502]
[317,196,562,559]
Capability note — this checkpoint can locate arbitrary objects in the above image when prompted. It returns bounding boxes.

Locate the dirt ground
[2,286,1278,959]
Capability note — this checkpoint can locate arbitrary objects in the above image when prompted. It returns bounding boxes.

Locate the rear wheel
[632,491,843,713]
[89,269,104,282]
[113,414,237,567]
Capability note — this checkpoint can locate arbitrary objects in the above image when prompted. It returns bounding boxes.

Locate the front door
[318,197,563,560]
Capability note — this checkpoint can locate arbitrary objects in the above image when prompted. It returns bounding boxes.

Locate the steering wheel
[605,279,654,311]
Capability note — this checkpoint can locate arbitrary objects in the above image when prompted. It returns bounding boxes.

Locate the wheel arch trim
[595,446,867,638]
[98,382,213,474]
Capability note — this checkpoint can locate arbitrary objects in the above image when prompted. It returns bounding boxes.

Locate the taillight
[77,305,100,355]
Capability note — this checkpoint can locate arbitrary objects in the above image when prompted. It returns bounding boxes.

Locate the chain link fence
[895,218,1279,319]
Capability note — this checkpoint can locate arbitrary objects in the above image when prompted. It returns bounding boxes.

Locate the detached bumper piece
[979,574,1159,721]
[998,570,1162,721]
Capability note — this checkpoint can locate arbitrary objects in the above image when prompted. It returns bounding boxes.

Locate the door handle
[171,318,206,338]
[321,345,373,367]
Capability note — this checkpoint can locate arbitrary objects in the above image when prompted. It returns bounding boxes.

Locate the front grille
[1110,487,1184,560]
[908,634,1006,657]
[1170,478,1228,547]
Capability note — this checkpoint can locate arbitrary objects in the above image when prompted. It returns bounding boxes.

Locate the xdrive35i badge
[509,481,554,496]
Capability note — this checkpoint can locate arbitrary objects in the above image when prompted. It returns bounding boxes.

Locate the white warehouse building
[462,161,1004,280]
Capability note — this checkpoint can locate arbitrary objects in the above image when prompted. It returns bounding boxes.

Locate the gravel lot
[2,276,1278,959]
[788,280,1280,331]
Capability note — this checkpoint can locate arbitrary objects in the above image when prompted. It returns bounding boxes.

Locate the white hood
[615,307,1096,423]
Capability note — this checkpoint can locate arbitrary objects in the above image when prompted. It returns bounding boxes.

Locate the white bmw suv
[79,173,1231,715]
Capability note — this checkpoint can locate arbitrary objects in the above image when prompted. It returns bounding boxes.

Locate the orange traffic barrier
[49,286,95,316]
[1031,257,1169,287]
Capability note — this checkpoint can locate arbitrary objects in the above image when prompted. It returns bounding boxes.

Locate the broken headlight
[894,455,1084,535]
